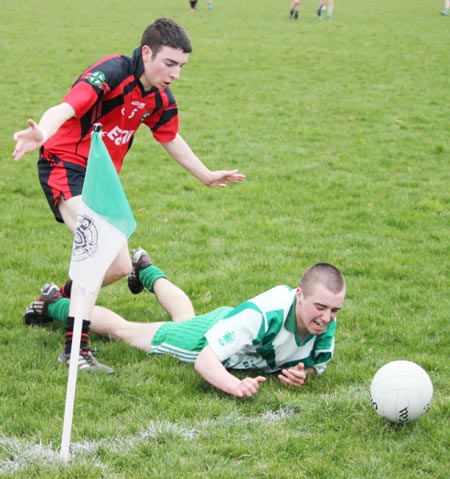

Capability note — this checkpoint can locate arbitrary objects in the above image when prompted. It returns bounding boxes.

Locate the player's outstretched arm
[194,345,266,398]
[12,103,75,161]
[277,362,316,388]
[161,133,245,187]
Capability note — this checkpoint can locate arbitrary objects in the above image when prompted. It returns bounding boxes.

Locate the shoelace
[79,348,99,362]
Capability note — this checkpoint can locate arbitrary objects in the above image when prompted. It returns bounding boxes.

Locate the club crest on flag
[71,215,99,262]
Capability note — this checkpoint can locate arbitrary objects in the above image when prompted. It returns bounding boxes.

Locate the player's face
[295,283,345,337]
[140,45,189,90]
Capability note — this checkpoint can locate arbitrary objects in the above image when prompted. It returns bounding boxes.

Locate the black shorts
[38,153,86,223]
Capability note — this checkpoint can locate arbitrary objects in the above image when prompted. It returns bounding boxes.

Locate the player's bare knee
[114,326,132,343]
[105,260,132,283]
[115,263,132,278]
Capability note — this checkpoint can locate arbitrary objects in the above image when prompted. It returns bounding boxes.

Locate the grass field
[1,0,449,477]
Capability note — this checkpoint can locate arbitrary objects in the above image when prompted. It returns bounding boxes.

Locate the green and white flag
[69,126,136,292]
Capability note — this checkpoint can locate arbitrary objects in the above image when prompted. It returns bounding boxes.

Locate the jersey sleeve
[204,303,266,362]
[63,55,127,119]
[63,81,101,119]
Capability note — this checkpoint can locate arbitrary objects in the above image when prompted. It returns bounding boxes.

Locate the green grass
[1,0,449,477]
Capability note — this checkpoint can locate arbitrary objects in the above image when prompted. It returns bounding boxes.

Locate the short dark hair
[300,263,346,297]
[140,18,192,55]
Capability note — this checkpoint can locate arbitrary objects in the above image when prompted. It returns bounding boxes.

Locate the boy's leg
[88,306,163,353]
[59,242,131,297]
[56,197,131,371]
[66,242,131,324]
[152,277,195,322]
[290,0,301,19]
[294,0,300,18]
[442,0,450,14]
[52,298,162,353]
[317,0,326,17]
[25,288,162,354]
[58,196,132,286]
[128,247,195,322]
[327,0,334,17]
[23,286,114,373]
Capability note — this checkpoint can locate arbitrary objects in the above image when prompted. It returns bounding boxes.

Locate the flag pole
[60,284,86,462]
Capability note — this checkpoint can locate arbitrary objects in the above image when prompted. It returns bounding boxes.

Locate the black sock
[64,316,91,355]
[60,279,73,298]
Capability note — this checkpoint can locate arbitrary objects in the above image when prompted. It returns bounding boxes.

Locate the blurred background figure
[189,1,213,11]
[289,0,301,20]
[317,0,334,20]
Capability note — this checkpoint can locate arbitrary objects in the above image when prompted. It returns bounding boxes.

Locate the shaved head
[299,263,345,298]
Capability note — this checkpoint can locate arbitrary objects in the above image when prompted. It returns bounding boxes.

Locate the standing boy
[13,18,244,372]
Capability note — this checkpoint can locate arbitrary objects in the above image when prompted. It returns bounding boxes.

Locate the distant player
[289,0,302,20]
[189,1,213,11]
[12,18,244,373]
[442,0,450,15]
[317,0,335,20]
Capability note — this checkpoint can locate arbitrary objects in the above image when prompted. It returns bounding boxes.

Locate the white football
[370,360,433,424]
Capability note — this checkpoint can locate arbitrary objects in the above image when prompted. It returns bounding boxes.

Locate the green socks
[46,265,167,324]
[48,298,70,324]
[139,265,167,293]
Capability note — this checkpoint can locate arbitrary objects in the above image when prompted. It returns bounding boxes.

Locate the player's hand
[12,119,46,161]
[278,362,307,388]
[206,169,246,188]
[230,376,266,398]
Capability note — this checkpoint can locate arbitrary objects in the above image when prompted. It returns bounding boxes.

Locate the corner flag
[61,124,135,462]
[68,125,136,292]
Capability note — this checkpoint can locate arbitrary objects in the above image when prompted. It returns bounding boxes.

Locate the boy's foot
[58,348,115,374]
[23,283,62,326]
[317,6,323,18]
[127,247,152,294]
[442,8,450,15]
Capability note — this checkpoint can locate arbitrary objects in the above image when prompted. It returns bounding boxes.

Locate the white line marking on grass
[0,406,294,474]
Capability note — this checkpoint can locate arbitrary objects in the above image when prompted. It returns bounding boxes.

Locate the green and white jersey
[149,285,336,375]
[205,285,336,375]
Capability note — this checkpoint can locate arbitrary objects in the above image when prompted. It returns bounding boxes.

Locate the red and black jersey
[41,48,178,173]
